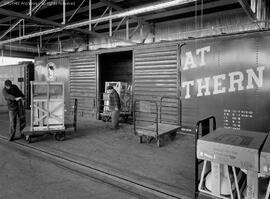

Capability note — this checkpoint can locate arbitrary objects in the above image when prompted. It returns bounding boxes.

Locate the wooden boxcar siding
[69,52,96,118]
[133,44,180,125]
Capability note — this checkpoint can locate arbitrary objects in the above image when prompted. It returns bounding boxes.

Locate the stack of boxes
[31,82,65,131]
[259,135,270,199]
[197,128,268,199]
[103,82,132,114]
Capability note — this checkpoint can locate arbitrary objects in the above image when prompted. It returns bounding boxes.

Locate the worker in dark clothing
[107,86,121,129]
[2,80,26,141]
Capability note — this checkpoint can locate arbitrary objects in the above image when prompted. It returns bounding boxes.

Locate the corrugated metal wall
[69,52,97,118]
[133,44,180,125]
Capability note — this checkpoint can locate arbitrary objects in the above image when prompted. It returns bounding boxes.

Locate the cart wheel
[25,135,31,144]
[55,132,65,141]
[169,132,177,141]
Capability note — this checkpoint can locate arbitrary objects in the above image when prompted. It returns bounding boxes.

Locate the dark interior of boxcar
[98,51,133,93]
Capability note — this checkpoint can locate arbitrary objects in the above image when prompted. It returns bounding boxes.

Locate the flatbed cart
[133,96,181,147]
[23,82,78,143]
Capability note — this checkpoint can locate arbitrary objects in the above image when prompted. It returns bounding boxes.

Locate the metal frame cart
[23,82,77,143]
[133,96,181,147]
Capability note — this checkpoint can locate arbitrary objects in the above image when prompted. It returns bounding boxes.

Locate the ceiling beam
[0,8,135,45]
[0,0,49,24]
[237,0,261,29]
[0,0,102,24]
[65,0,198,29]
[0,7,60,27]
[0,7,113,40]
[0,0,16,7]
[145,0,236,21]
[99,0,147,25]
[0,0,48,40]
[47,2,104,21]
[0,1,105,39]
[237,0,257,21]
[0,0,197,45]
[93,0,236,31]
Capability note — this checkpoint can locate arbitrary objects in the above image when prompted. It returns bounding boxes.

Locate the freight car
[34,30,270,135]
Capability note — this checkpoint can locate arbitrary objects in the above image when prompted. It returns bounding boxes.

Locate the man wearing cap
[2,80,26,141]
[107,85,121,129]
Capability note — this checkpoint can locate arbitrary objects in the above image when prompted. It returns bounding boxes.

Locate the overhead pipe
[89,0,91,31]
[67,0,197,29]
[0,0,196,45]
[62,0,66,24]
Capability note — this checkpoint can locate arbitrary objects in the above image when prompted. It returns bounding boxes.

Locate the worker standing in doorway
[2,80,26,141]
[107,85,121,129]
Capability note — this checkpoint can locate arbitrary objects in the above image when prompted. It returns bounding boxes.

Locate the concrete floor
[0,139,145,199]
[0,111,195,199]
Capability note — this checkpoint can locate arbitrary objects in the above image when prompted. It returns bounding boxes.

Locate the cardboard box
[260,133,270,175]
[197,128,268,171]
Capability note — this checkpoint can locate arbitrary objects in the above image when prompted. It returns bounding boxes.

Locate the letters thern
[182,46,265,99]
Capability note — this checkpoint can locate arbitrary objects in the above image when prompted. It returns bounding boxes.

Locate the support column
[22,19,25,36]
[40,28,42,48]
[109,7,112,37]
[63,0,66,24]
[89,0,91,31]
[29,0,32,16]
[126,17,129,40]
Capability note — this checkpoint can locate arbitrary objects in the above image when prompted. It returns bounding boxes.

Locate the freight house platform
[0,0,270,199]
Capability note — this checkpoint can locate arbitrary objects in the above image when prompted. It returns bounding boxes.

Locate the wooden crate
[31,82,65,131]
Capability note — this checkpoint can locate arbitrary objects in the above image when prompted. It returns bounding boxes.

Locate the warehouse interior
[0,0,270,199]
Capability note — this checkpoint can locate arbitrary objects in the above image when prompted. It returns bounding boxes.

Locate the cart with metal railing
[23,82,77,143]
[133,96,181,147]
